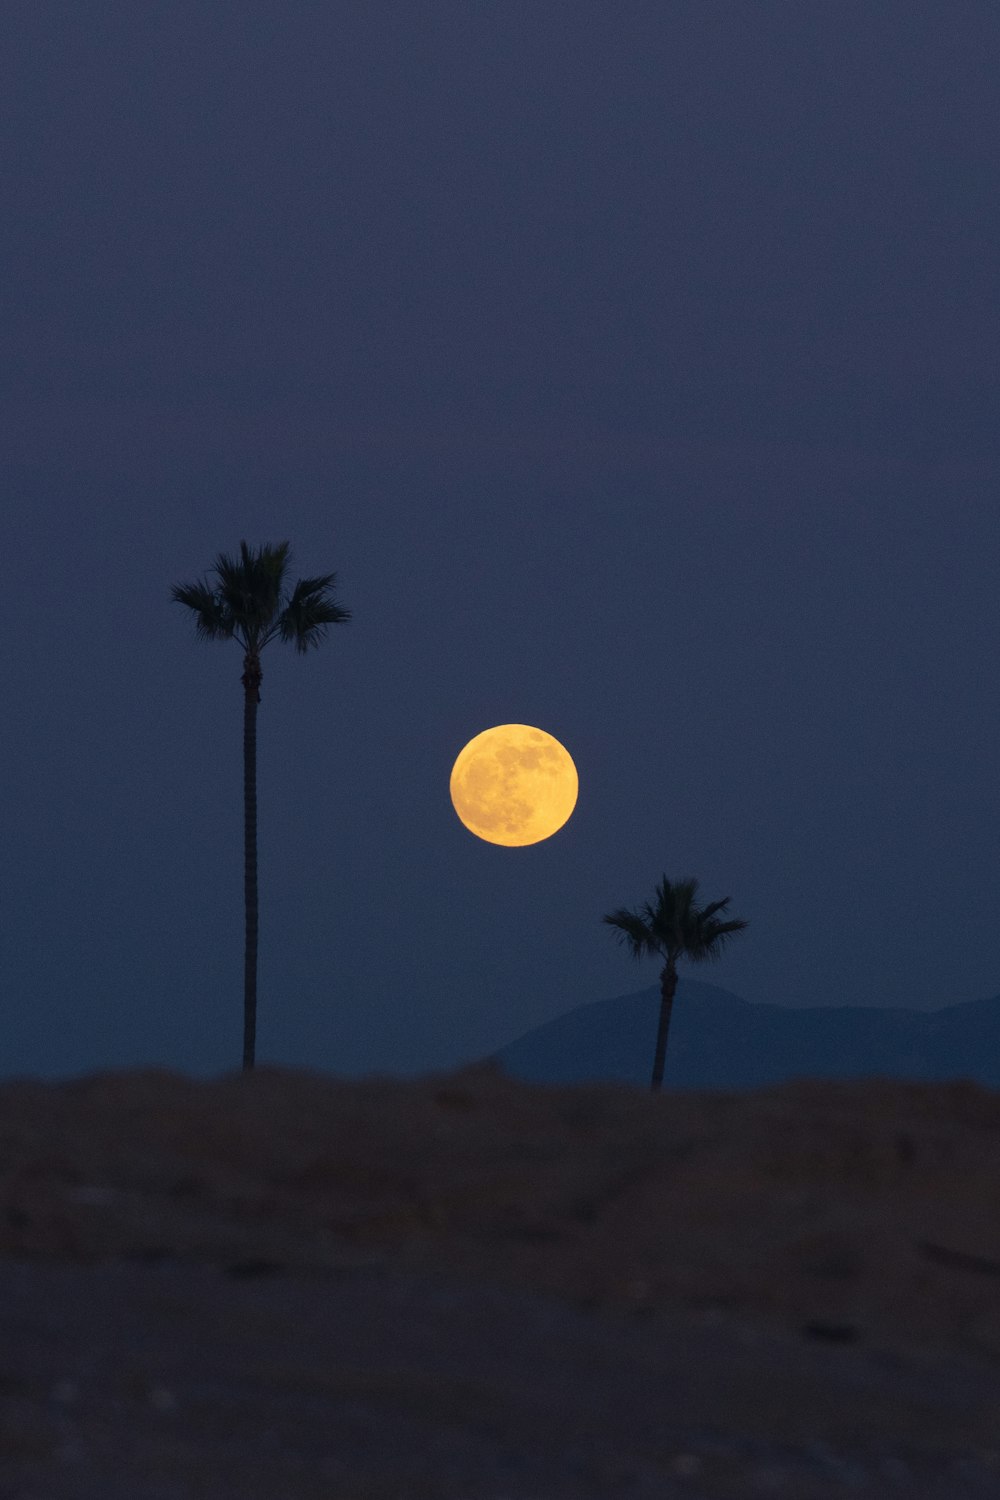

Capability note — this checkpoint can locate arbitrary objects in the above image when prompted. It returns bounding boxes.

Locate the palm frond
[210,540,289,641]
[169,580,235,641]
[654,875,699,918]
[685,915,750,962]
[278,572,351,654]
[634,876,695,956]
[697,897,732,925]
[602,907,662,959]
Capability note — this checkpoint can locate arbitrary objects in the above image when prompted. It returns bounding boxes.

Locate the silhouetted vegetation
[604,876,748,1091]
[171,540,350,1070]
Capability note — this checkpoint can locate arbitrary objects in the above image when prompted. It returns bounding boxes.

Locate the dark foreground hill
[3,1064,1000,1496]
[488,980,1000,1089]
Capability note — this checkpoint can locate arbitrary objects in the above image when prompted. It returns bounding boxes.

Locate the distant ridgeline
[487,980,1000,1091]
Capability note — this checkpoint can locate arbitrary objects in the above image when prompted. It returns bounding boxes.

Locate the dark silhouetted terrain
[490,980,1000,1089]
[3,1064,1000,1494]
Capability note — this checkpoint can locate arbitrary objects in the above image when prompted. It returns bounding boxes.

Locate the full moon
[449,724,579,846]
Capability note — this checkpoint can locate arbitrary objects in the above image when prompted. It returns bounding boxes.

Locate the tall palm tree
[171,540,350,1071]
[603,875,748,1092]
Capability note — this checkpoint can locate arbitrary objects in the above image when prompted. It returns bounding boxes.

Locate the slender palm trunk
[241,654,262,1070]
[650,961,678,1092]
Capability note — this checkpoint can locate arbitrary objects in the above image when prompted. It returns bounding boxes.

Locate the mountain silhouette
[487,981,1000,1090]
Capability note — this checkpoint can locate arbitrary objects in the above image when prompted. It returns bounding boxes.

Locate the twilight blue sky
[2,0,998,1081]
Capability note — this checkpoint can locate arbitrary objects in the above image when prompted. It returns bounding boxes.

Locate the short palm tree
[603,875,748,1092]
[171,540,350,1070]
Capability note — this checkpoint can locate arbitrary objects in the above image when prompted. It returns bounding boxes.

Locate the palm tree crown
[603,875,747,968]
[170,539,350,658]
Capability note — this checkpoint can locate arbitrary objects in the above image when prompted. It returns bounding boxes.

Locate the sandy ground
[2,1062,1000,1497]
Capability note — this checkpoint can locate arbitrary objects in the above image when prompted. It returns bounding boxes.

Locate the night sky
[4,2,998,1082]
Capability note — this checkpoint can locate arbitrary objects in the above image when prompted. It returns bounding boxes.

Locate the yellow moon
[449,724,579,846]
